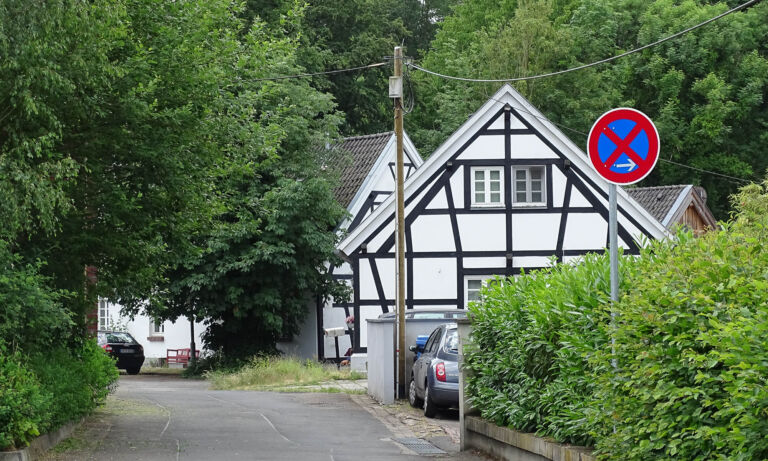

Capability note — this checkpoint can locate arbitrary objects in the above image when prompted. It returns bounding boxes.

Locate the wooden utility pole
[393,46,407,399]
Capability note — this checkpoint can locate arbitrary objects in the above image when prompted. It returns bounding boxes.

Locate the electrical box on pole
[389,76,403,98]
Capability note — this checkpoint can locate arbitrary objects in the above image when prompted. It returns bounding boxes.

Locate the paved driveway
[45,375,485,461]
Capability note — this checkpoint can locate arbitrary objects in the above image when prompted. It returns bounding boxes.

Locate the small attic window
[512,166,546,206]
[471,167,504,207]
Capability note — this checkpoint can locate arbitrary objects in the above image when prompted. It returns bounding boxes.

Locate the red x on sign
[587,108,659,185]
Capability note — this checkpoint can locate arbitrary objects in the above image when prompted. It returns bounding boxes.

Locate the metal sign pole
[608,183,618,370]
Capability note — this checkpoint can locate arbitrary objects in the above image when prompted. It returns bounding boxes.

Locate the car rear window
[103,332,134,343]
[443,329,459,353]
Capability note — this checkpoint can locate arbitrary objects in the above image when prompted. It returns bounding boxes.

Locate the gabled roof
[628,184,717,229]
[338,84,669,255]
[326,132,394,209]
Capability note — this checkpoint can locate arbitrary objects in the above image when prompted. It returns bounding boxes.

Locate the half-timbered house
[336,84,669,356]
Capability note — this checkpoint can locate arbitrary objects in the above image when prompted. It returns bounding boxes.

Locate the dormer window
[513,166,545,206]
[471,167,504,207]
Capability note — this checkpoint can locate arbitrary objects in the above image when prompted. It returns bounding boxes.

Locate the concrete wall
[366,319,395,404]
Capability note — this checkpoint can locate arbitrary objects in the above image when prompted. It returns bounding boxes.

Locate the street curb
[0,419,82,461]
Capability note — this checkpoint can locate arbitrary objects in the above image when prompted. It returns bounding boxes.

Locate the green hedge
[594,184,768,460]
[465,252,617,446]
[466,181,768,459]
[0,340,118,450]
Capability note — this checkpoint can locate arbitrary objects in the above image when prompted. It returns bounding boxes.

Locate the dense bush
[466,179,768,459]
[593,183,768,460]
[465,253,625,446]
[0,340,117,450]
[0,346,49,450]
[29,341,118,432]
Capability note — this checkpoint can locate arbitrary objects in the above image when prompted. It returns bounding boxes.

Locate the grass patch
[207,357,365,390]
[138,367,184,375]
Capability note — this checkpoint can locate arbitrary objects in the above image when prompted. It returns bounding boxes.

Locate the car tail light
[435,362,446,382]
[102,344,112,352]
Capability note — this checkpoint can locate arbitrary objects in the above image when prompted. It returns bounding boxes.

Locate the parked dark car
[408,323,459,417]
[97,331,145,375]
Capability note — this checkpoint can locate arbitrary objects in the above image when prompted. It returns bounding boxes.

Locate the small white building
[97,298,206,363]
[329,84,669,357]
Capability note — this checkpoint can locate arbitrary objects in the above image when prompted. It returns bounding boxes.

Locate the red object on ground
[166,348,200,367]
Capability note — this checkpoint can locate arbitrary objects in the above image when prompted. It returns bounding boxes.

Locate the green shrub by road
[0,341,117,451]
[466,179,768,459]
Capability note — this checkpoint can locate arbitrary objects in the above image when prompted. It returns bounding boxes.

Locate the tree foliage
[410,0,768,217]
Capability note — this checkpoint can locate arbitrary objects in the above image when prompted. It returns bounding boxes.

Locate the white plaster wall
[358,259,379,300]
[510,135,559,159]
[552,167,568,207]
[359,305,384,348]
[426,189,448,209]
[457,214,506,251]
[487,115,505,130]
[449,170,465,209]
[374,258,396,300]
[569,188,593,207]
[511,214,561,251]
[457,135,505,160]
[412,258,457,299]
[411,215,456,252]
[563,214,607,250]
[512,256,554,268]
[509,114,527,129]
[368,220,395,253]
[463,257,507,269]
[371,166,396,192]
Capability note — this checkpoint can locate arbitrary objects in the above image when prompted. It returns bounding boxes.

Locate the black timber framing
[343,103,661,352]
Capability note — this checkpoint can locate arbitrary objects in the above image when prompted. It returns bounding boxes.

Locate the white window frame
[470,167,505,207]
[512,166,546,206]
[98,299,109,330]
[150,318,164,336]
[464,276,497,307]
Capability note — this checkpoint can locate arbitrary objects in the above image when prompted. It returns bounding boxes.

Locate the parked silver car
[408,323,459,417]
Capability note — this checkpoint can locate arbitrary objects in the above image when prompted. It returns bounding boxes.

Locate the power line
[408,0,762,83]
[253,62,387,82]
[485,96,752,185]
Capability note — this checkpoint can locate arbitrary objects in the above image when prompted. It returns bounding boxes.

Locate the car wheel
[408,377,422,408]
[423,382,438,418]
[126,367,141,375]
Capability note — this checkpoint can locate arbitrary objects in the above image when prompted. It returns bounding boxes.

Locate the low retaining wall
[0,419,82,461]
[457,319,595,461]
[464,416,594,461]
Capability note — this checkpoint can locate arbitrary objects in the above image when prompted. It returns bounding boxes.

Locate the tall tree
[410,0,768,217]
[149,7,349,358]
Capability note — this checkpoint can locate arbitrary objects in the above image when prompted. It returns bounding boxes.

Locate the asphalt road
[46,375,486,461]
